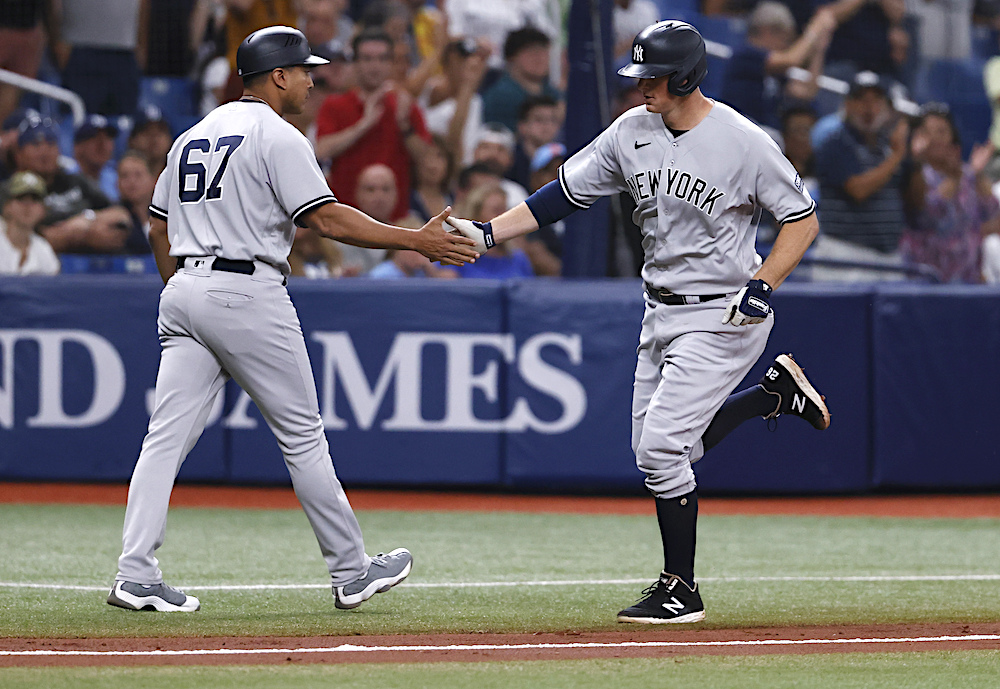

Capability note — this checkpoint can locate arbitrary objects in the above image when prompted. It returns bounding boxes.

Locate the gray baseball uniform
[115,99,371,586]
[559,101,814,498]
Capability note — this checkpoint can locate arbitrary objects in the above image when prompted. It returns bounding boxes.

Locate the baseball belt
[644,283,727,306]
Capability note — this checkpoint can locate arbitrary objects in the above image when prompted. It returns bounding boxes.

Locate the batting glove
[445,217,495,254]
[722,279,773,326]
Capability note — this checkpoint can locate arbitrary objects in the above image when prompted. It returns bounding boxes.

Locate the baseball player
[107,26,479,613]
[447,21,830,624]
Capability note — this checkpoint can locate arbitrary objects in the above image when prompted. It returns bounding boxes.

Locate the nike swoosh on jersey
[634,141,652,149]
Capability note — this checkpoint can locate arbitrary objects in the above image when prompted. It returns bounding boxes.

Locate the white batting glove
[445,217,495,254]
[722,279,773,326]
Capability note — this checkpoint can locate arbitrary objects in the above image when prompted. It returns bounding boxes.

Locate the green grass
[2,652,1000,689]
[1,503,999,637]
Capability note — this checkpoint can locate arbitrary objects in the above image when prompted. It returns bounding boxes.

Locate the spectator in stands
[316,30,432,223]
[511,95,563,191]
[901,105,998,283]
[334,163,413,276]
[812,71,918,281]
[981,42,1000,185]
[481,28,562,132]
[817,0,913,85]
[444,0,560,75]
[54,0,149,116]
[0,171,61,275]
[420,38,490,165]
[409,136,454,223]
[524,141,565,277]
[145,0,198,78]
[453,183,534,279]
[367,247,459,278]
[116,150,156,255]
[288,225,343,278]
[301,0,355,49]
[613,0,660,62]
[73,114,120,203]
[15,116,130,254]
[907,0,974,61]
[471,123,529,208]
[0,1,60,126]
[286,40,352,143]
[781,105,821,201]
[128,106,173,178]
[218,0,298,103]
[721,3,836,130]
[403,0,446,63]
[0,110,37,183]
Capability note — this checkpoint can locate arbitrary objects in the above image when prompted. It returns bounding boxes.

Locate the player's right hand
[445,216,495,254]
[722,279,772,326]
[418,207,480,266]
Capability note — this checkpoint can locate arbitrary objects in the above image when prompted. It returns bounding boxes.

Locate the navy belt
[177,256,255,275]
[645,283,727,306]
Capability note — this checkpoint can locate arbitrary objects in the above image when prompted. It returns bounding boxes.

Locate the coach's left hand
[722,279,772,326]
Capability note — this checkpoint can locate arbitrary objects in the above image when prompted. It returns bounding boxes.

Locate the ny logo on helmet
[633,44,644,63]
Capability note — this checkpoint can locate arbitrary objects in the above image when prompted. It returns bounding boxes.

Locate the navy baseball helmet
[617,21,708,97]
[236,25,330,77]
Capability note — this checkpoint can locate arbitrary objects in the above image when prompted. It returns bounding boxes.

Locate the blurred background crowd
[2,0,1000,284]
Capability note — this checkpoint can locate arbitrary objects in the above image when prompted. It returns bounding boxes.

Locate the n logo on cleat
[792,393,806,414]
[661,597,685,614]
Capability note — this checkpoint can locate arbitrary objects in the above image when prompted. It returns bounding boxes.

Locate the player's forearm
[755,213,819,289]
[489,202,541,243]
[148,218,174,284]
[307,202,419,250]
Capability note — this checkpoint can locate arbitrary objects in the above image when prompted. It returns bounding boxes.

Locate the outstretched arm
[301,202,479,266]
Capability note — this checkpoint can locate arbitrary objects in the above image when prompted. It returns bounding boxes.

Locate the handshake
[445,217,495,254]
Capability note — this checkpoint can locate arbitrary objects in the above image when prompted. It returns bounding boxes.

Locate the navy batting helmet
[237,26,330,78]
[617,21,708,97]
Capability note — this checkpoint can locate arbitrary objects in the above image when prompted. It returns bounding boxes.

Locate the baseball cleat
[107,580,200,612]
[333,547,413,610]
[618,573,705,624]
[758,353,830,430]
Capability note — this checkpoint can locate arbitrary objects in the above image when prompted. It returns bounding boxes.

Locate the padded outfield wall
[0,277,997,493]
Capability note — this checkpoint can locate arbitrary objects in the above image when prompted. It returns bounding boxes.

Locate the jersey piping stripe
[291,195,338,223]
[149,204,168,221]
[777,200,816,225]
[557,167,591,210]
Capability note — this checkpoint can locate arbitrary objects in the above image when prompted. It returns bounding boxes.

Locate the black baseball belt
[644,283,727,306]
[176,256,255,274]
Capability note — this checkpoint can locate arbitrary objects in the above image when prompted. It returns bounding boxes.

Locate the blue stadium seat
[655,0,699,16]
[138,76,197,135]
[59,254,158,275]
[912,59,992,157]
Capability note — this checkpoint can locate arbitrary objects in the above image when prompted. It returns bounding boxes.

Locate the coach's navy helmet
[618,21,708,97]
[237,26,330,77]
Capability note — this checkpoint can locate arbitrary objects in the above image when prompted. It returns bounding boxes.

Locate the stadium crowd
[1,0,1000,283]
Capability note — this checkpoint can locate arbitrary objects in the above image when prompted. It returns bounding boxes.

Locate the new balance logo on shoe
[661,596,686,613]
[757,353,831,430]
[792,393,806,414]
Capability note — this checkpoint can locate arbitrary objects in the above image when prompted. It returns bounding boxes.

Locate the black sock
[701,385,778,452]
[654,489,698,588]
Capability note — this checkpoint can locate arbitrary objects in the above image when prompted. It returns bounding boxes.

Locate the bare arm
[301,203,479,265]
[754,212,820,289]
[148,217,175,284]
[765,9,836,74]
[486,202,541,243]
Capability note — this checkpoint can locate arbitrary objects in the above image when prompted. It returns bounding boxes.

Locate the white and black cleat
[759,353,831,430]
[617,572,706,624]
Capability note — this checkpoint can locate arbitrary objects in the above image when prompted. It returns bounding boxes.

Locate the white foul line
[3,635,1000,657]
[2,574,1000,592]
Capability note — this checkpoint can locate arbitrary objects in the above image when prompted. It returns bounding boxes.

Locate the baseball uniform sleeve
[753,131,815,225]
[262,122,338,227]
[149,168,170,221]
[558,126,626,209]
